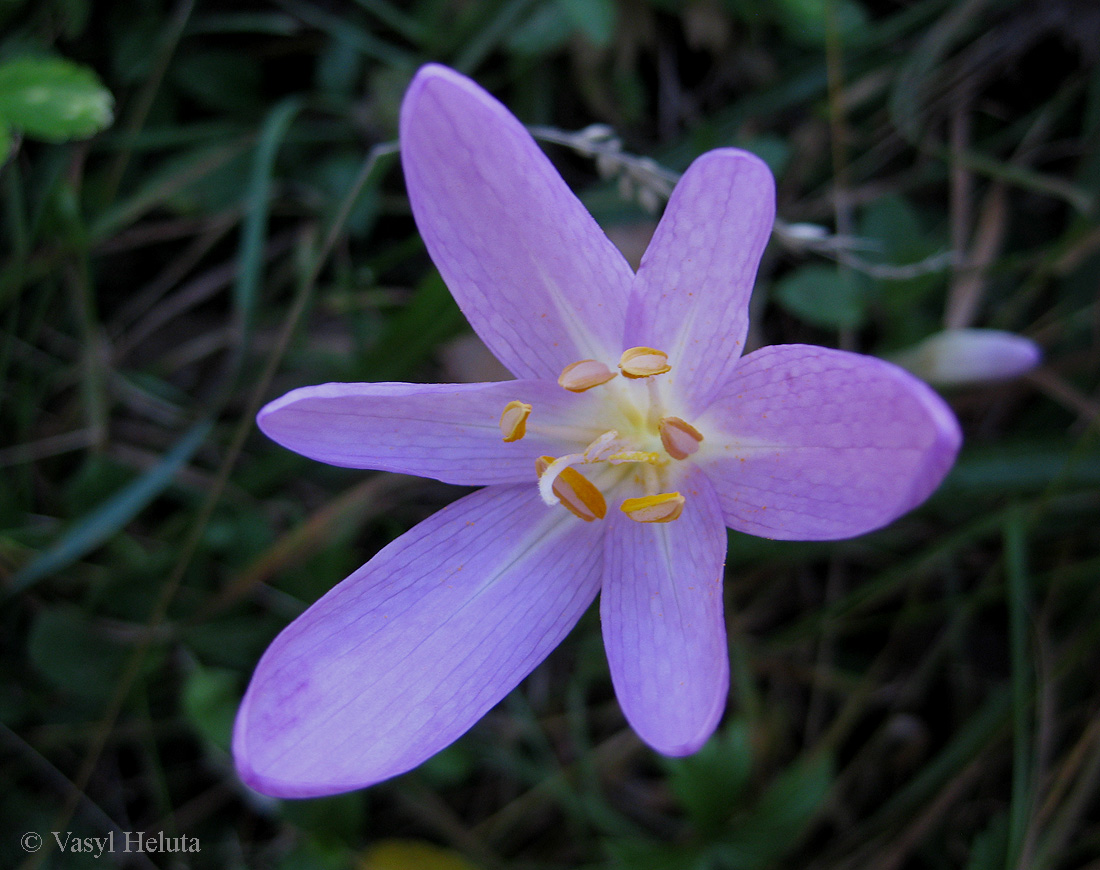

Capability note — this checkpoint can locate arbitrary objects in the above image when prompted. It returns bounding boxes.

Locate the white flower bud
[892,329,1041,387]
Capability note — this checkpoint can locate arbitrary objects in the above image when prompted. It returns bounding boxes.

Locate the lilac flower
[233,64,961,798]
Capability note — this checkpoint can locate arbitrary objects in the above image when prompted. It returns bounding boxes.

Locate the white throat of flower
[498,346,704,524]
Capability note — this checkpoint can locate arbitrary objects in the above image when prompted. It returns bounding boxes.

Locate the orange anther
[536,455,607,522]
[558,359,617,392]
[620,492,685,523]
[659,416,703,460]
[499,401,532,442]
[618,346,671,378]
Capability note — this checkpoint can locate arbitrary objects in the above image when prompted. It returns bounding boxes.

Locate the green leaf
[0,0,30,27]
[282,792,367,846]
[560,0,615,46]
[171,49,263,115]
[0,120,11,163]
[736,134,791,177]
[857,195,946,342]
[28,606,129,700]
[184,615,286,670]
[750,753,833,841]
[860,194,928,261]
[55,0,92,38]
[316,38,362,97]
[771,0,869,45]
[964,813,1008,870]
[506,1,572,56]
[311,155,381,238]
[774,264,865,329]
[0,56,113,141]
[664,719,754,836]
[606,837,708,870]
[715,753,833,868]
[182,663,239,752]
[354,271,465,381]
[275,840,349,870]
[417,741,478,788]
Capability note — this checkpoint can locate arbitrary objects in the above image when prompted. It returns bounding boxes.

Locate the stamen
[536,456,607,521]
[499,401,532,442]
[619,346,671,379]
[558,359,617,392]
[620,492,685,523]
[608,451,663,465]
[659,416,704,459]
[536,432,631,507]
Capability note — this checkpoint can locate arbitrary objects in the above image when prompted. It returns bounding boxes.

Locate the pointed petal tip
[903,374,963,510]
[635,700,725,758]
[233,487,604,799]
[602,470,729,761]
[231,686,302,799]
[615,689,728,760]
[628,145,776,412]
[686,147,777,219]
[401,64,488,134]
[231,691,301,799]
[232,752,358,800]
[398,62,634,378]
[254,391,290,434]
[692,146,776,187]
[838,362,962,535]
[408,62,467,90]
[649,731,715,758]
[640,669,727,757]
[702,347,964,541]
[232,676,385,799]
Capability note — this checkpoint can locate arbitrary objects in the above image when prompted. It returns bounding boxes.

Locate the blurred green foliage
[0,55,113,160]
[2,0,1098,868]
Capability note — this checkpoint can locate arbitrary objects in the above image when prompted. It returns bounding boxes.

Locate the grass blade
[8,419,213,597]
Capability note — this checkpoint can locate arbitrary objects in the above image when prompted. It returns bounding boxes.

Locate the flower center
[499,347,705,523]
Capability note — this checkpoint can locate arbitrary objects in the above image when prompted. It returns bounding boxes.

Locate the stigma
[535,456,606,522]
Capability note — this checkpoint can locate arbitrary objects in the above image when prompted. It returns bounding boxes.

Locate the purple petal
[697,345,962,540]
[626,149,775,415]
[257,380,599,485]
[601,467,729,755]
[400,64,634,380]
[233,485,603,797]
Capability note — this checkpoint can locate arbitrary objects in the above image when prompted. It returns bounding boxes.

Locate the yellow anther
[608,451,663,465]
[500,401,532,442]
[620,492,685,523]
[536,456,606,522]
[659,416,704,460]
[558,359,617,392]
[619,346,671,379]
